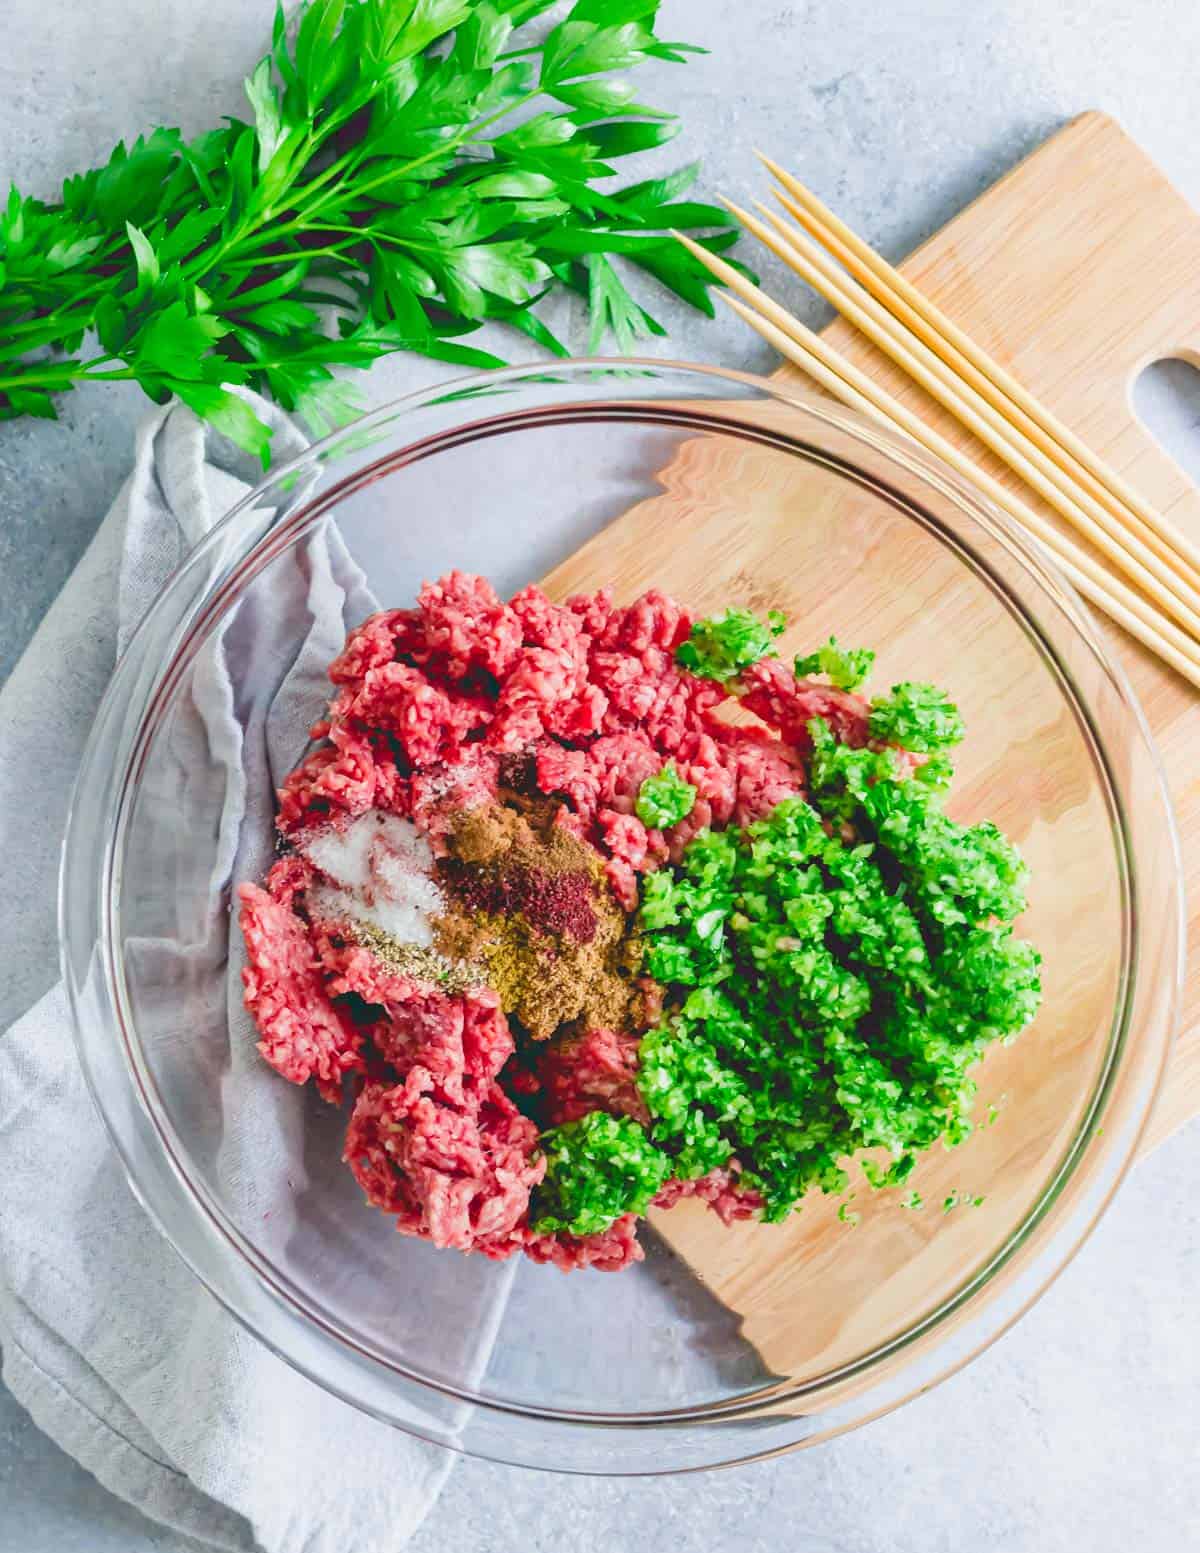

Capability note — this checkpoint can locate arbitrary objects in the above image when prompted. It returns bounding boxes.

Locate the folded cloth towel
[0,392,497,1553]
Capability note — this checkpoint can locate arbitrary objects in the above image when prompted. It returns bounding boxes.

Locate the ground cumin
[433,801,644,1039]
[447,801,588,876]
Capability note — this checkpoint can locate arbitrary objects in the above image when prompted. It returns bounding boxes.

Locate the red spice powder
[439,860,598,943]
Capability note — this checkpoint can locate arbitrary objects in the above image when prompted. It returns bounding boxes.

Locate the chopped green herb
[636,707,1040,1223]
[636,761,697,829]
[869,682,965,752]
[808,719,1030,928]
[863,1154,917,1189]
[675,607,786,683]
[912,748,956,798]
[794,637,875,692]
[902,1190,924,1211]
[837,1202,861,1227]
[971,1194,986,1207]
[530,1111,670,1238]
[943,1191,961,1213]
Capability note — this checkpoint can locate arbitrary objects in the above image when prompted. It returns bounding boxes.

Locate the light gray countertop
[3,1,1199,1548]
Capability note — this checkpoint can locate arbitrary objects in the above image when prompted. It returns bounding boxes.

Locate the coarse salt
[302,809,442,946]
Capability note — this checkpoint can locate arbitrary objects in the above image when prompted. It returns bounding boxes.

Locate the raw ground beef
[536,1027,650,1128]
[240,879,363,1104]
[652,1168,764,1226]
[344,1077,544,1256]
[240,572,861,1271]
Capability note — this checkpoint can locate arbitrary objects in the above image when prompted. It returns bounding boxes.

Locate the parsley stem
[169,123,355,290]
[274,86,544,235]
[0,357,134,392]
[219,244,360,271]
[200,144,369,269]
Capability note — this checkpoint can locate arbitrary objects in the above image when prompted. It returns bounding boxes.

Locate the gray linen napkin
[0,391,502,1553]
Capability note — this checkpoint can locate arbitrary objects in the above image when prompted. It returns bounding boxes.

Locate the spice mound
[435,802,642,1040]
[238,571,1041,1273]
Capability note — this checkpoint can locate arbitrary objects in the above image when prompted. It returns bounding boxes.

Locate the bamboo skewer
[763,187,1200,594]
[673,232,1200,693]
[756,151,1200,580]
[766,186,1195,588]
[723,197,1200,646]
[721,291,1200,691]
[762,191,1200,594]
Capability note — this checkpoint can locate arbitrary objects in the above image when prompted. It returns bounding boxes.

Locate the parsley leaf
[794,636,875,693]
[676,607,787,683]
[585,251,664,353]
[635,761,697,829]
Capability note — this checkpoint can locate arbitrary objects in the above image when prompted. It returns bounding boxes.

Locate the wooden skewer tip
[719,194,760,227]
[672,228,734,278]
[754,149,791,180]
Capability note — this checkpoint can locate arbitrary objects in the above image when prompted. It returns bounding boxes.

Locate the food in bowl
[238,571,1041,1272]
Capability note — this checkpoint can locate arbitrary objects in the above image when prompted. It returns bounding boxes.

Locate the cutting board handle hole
[1131,358,1200,490]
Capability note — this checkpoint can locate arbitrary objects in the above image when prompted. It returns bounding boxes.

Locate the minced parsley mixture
[240,573,1041,1272]
[560,721,1038,1226]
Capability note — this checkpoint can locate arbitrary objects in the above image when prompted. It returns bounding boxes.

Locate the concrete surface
[2,0,1200,1548]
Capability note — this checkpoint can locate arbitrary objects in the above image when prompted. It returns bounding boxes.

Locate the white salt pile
[301,809,443,945]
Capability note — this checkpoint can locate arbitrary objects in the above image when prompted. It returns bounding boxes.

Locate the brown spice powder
[447,801,587,875]
[434,905,643,1040]
[433,801,644,1039]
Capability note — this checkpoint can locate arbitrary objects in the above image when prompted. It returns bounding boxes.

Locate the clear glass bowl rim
[59,358,1184,1473]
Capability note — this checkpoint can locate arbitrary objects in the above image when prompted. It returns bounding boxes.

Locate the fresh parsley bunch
[0,0,741,461]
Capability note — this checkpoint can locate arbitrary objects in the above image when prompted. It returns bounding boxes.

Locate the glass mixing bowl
[61,361,1182,1472]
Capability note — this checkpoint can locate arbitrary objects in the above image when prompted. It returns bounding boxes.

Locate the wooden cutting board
[541,111,1200,1370]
